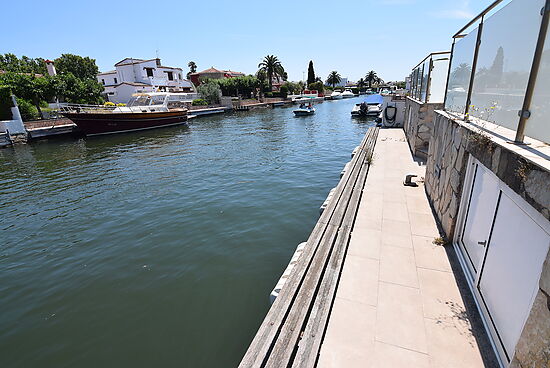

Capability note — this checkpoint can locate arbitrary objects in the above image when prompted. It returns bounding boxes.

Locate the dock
[239,128,495,367]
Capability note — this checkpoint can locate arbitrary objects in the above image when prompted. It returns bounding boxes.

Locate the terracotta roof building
[189,67,245,85]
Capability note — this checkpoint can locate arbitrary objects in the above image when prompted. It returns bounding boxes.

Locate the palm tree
[187,61,197,78]
[357,78,366,89]
[365,70,378,88]
[326,71,341,88]
[258,55,285,91]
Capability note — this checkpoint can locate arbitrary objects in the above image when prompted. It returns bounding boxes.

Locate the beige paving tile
[381,219,413,248]
[372,341,430,368]
[337,255,379,306]
[418,268,465,321]
[318,298,376,368]
[405,185,428,199]
[349,227,381,260]
[382,200,409,222]
[406,195,433,215]
[409,211,440,237]
[376,282,428,353]
[380,245,419,287]
[383,186,407,203]
[412,235,452,272]
[355,196,383,231]
[424,317,484,368]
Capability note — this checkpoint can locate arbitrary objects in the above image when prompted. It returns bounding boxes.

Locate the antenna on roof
[156,49,160,59]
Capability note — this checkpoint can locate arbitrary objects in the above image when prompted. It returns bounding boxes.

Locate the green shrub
[192,98,208,106]
[0,86,13,120]
[16,98,39,121]
[307,81,324,93]
[279,84,288,98]
[351,88,359,94]
[264,92,273,98]
[197,81,221,105]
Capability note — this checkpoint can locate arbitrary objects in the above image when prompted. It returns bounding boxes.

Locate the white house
[97,58,197,103]
[330,77,348,88]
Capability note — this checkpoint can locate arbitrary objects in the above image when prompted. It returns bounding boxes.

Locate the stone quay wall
[421,110,550,368]
[403,97,443,158]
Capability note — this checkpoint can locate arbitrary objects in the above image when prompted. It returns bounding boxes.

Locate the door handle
[477,240,487,246]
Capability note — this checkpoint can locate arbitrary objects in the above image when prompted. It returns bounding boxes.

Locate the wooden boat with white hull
[60,93,189,136]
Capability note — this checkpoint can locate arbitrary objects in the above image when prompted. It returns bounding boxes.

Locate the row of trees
[326,70,384,89]
[0,54,104,120]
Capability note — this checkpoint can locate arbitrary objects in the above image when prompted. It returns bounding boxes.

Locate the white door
[459,163,500,274]
[478,192,550,360]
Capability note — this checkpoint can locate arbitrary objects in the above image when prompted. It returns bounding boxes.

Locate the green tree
[0,53,47,75]
[258,55,285,91]
[365,70,380,88]
[197,80,221,105]
[357,78,366,89]
[307,60,315,85]
[326,71,341,88]
[54,54,99,80]
[187,61,197,78]
[307,81,324,93]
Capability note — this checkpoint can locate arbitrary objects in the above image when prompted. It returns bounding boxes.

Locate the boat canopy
[364,94,383,105]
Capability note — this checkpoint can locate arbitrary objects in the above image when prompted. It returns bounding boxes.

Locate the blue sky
[1,0,495,82]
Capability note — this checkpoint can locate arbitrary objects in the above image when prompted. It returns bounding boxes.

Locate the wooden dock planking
[239,127,380,368]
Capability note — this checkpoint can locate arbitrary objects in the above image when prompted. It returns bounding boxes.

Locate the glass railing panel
[524,26,550,144]
[445,29,478,113]
[428,57,450,103]
[420,59,430,102]
[469,0,544,130]
[417,64,424,100]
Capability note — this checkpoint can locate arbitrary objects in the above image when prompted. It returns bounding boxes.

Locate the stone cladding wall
[421,110,550,368]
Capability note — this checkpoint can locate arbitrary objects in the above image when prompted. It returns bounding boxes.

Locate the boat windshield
[150,95,166,106]
[127,96,151,107]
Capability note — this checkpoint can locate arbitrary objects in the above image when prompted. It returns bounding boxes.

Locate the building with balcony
[97,58,196,103]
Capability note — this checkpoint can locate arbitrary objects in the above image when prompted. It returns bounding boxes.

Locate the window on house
[101,79,105,85]
[114,77,118,84]
[145,68,154,77]
[166,71,174,81]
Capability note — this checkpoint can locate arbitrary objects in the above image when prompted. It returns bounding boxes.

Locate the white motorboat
[294,103,315,116]
[341,89,355,98]
[330,91,343,100]
[351,94,384,117]
[294,107,315,116]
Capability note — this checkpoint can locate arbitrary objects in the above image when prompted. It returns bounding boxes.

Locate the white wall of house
[98,58,196,103]
[98,72,118,86]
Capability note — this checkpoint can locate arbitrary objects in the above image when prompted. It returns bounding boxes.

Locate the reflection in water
[0,97,371,368]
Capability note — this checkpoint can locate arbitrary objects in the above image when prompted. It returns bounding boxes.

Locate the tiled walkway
[317,129,486,368]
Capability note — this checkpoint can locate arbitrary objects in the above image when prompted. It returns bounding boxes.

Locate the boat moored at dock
[330,91,343,100]
[341,89,355,98]
[351,93,383,117]
[60,92,188,136]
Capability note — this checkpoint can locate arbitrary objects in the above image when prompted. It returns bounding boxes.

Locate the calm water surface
[0,97,373,367]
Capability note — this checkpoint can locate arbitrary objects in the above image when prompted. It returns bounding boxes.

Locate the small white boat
[330,91,343,100]
[351,102,368,116]
[341,89,355,98]
[293,105,315,116]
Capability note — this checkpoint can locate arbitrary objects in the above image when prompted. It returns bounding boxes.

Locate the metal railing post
[443,40,456,109]
[514,0,550,143]
[464,18,484,121]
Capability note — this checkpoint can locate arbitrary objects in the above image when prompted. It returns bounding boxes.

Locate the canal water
[0,97,373,367]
